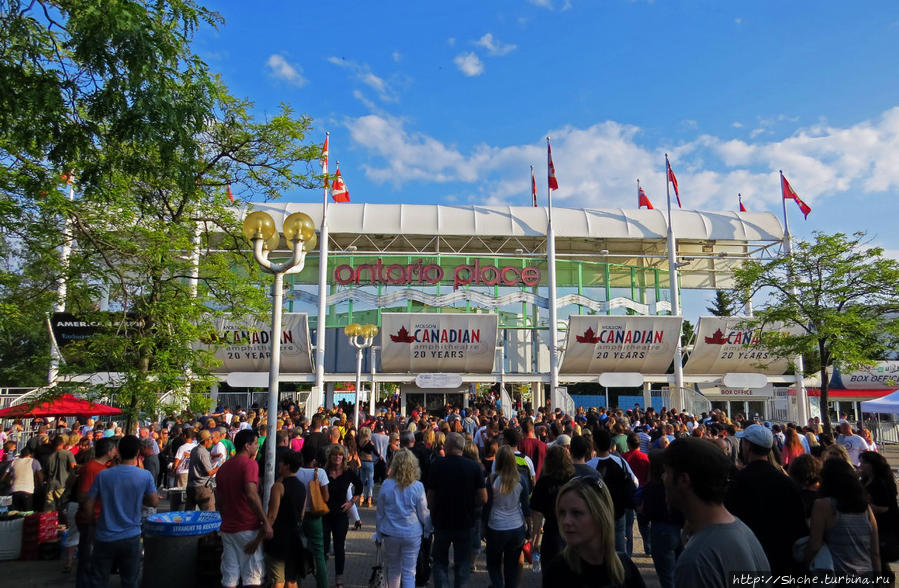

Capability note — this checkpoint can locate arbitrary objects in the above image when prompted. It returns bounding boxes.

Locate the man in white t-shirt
[172,429,197,487]
[836,421,868,466]
[210,429,227,470]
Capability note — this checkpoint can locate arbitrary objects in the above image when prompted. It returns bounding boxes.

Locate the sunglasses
[570,475,606,492]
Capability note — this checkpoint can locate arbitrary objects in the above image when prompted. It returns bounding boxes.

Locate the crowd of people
[0,399,897,588]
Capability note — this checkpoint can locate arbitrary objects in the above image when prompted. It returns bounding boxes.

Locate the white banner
[559,316,683,374]
[684,317,790,375]
[835,361,899,389]
[380,313,498,373]
[202,313,313,373]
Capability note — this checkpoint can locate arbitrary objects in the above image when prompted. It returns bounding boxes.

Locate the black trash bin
[142,511,221,588]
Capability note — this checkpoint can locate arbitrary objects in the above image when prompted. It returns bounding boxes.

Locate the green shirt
[221,438,236,459]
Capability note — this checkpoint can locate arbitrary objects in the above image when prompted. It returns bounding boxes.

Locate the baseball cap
[737,424,773,448]
[552,434,571,447]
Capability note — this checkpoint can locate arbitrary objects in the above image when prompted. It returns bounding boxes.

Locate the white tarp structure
[380,313,498,373]
[560,316,683,374]
[861,389,899,413]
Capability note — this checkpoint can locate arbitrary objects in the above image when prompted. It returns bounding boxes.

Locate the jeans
[382,534,421,588]
[650,521,683,588]
[76,522,96,588]
[636,511,651,555]
[323,510,350,575]
[360,460,375,500]
[433,527,473,588]
[624,508,635,557]
[485,526,525,588]
[614,514,626,553]
[90,534,141,588]
[303,515,328,588]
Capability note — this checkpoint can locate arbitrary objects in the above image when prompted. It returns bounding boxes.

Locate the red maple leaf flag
[781,174,811,219]
[226,184,234,203]
[547,140,559,191]
[739,193,746,212]
[531,166,538,207]
[331,164,350,203]
[321,134,329,174]
[667,160,681,208]
[638,186,654,210]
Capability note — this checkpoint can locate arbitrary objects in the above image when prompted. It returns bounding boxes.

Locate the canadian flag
[781,174,811,219]
[547,140,559,191]
[667,160,681,208]
[739,193,746,212]
[331,165,350,203]
[638,186,653,210]
[531,166,538,207]
[321,134,329,174]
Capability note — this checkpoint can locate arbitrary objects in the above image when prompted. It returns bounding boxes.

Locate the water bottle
[532,553,541,574]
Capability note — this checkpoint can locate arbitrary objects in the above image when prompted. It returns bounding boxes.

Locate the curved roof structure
[246,202,784,242]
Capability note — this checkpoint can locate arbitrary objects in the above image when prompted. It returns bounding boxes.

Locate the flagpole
[48,177,76,385]
[546,137,560,412]
[665,154,686,411]
[780,170,809,425]
[637,178,641,208]
[314,133,330,410]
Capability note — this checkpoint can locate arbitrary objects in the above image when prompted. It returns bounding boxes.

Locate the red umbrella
[0,393,122,418]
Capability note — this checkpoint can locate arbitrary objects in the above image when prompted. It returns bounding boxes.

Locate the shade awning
[0,393,122,418]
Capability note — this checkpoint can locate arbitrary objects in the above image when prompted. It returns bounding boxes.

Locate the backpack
[514,454,533,494]
[595,455,636,519]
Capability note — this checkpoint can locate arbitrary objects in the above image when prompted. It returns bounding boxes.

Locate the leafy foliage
[0,1,318,429]
[733,232,899,435]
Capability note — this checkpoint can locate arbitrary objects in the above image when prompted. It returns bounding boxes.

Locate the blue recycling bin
[142,511,221,588]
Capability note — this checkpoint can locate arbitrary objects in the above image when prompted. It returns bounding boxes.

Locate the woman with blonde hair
[322,444,362,588]
[484,445,531,588]
[376,448,432,588]
[546,476,645,587]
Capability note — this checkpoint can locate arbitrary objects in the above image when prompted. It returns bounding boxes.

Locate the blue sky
[197,1,899,318]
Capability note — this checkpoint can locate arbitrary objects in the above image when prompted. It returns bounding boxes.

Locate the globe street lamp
[242,210,317,507]
[344,323,378,429]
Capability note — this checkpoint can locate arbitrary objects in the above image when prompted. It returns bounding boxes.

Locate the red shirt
[622,449,650,487]
[216,455,261,533]
[519,437,547,477]
[76,460,107,524]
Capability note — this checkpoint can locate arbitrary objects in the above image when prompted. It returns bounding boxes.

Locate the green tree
[733,232,899,436]
[0,1,319,430]
[706,290,736,316]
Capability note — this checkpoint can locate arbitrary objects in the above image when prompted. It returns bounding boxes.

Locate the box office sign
[696,383,775,398]
[833,361,899,390]
[560,316,683,374]
[380,313,498,373]
[684,317,790,375]
[201,313,313,373]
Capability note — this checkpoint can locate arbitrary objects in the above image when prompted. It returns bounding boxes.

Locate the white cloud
[732,122,743,128]
[344,106,899,210]
[327,57,396,102]
[265,54,306,86]
[454,52,484,77]
[734,17,742,25]
[474,33,517,56]
[392,51,402,62]
[447,37,456,46]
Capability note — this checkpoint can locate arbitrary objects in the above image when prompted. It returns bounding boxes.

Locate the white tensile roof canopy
[242,203,785,289]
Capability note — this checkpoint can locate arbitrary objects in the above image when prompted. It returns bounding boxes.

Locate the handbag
[368,542,386,588]
[415,534,432,586]
[308,467,330,516]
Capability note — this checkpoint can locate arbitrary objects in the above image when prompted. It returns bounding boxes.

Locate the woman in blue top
[484,445,531,588]
[375,448,433,588]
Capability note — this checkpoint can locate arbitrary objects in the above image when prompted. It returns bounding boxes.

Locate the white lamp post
[344,323,378,429]
[242,210,317,508]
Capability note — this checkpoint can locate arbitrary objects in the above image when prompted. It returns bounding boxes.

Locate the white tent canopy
[861,389,899,413]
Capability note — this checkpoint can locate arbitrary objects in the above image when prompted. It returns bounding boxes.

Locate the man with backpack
[491,428,535,493]
[588,428,638,554]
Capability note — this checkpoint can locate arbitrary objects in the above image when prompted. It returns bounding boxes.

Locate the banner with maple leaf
[683,316,794,375]
[380,313,498,373]
[559,316,683,374]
